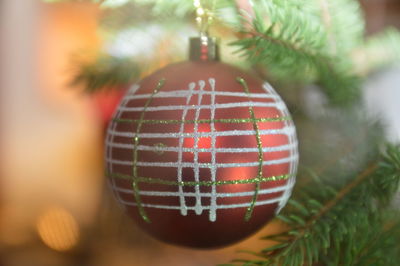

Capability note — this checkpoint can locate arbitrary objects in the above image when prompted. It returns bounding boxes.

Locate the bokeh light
[36,207,80,252]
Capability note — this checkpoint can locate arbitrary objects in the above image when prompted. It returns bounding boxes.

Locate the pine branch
[304,163,378,229]
[351,219,400,266]
[61,0,400,105]
[71,55,141,93]
[233,0,361,106]
[316,0,364,54]
[232,144,400,266]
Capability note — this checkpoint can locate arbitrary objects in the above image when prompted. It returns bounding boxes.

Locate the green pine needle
[234,144,400,266]
[71,55,141,93]
[232,0,364,106]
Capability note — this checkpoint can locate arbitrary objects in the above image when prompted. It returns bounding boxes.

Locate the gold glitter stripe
[108,172,290,186]
[237,77,264,222]
[131,79,165,223]
[113,117,291,124]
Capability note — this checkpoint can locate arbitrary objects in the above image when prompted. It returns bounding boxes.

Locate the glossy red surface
[106,61,297,248]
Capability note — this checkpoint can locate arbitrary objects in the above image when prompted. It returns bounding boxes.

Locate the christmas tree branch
[351,221,400,265]
[274,164,379,264]
[61,0,400,102]
[230,144,400,265]
[315,0,364,54]
[233,0,361,105]
[317,0,340,58]
[306,163,378,227]
[71,55,141,92]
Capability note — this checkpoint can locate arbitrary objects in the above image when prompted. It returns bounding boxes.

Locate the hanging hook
[190,0,219,61]
[194,0,215,37]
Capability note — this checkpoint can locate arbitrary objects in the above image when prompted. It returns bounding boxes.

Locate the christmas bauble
[105,46,298,248]
[91,88,126,128]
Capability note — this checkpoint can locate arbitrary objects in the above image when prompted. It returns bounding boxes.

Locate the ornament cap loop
[189,36,220,61]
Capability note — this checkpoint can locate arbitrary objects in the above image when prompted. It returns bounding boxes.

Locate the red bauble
[91,88,126,128]
[105,60,298,248]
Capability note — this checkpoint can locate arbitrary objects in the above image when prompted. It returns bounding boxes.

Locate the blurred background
[0,1,399,266]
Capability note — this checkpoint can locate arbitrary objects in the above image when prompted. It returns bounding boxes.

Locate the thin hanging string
[194,0,216,36]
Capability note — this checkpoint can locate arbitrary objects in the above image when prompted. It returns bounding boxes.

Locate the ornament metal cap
[189,35,220,61]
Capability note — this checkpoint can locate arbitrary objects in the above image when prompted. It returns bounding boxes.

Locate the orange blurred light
[36,207,80,252]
